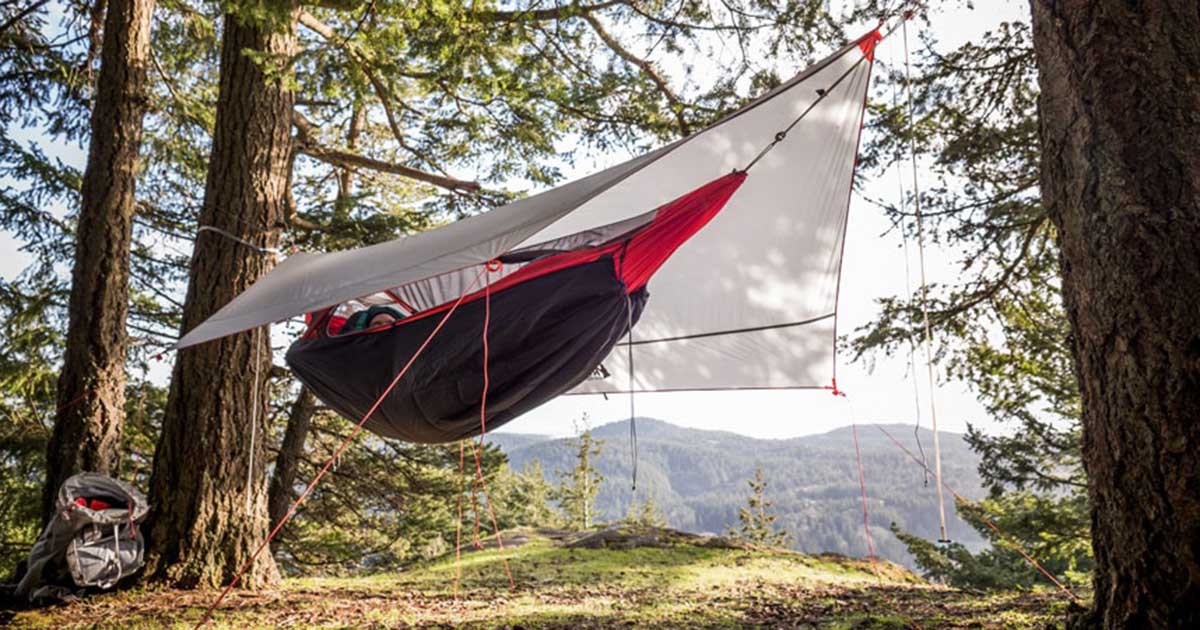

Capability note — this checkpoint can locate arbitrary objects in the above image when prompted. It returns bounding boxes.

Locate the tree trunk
[145,2,296,589]
[267,386,315,525]
[1028,1,1200,627]
[42,0,154,524]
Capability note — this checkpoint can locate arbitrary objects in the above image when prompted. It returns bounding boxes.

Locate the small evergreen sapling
[553,418,604,530]
[623,496,666,528]
[729,465,789,547]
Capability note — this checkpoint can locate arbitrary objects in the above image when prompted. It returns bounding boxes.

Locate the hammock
[175,29,882,444]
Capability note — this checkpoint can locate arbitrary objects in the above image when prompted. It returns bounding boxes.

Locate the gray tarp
[176,31,880,394]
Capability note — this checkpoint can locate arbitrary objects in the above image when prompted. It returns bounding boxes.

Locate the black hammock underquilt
[286,255,647,444]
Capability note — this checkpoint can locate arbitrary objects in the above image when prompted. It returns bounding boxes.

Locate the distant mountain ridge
[487,418,985,568]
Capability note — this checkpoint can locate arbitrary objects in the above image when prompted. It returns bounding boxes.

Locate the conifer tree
[146,0,297,588]
[624,496,666,529]
[1028,0,1200,625]
[892,493,1091,590]
[493,460,560,529]
[554,420,603,530]
[43,0,155,526]
[729,465,788,547]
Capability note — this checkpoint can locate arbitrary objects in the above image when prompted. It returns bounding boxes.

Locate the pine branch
[581,12,691,137]
[292,110,480,192]
[0,0,49,37]
[473,1,625,23]
[928,218,1044,326]
[297,10,459,178]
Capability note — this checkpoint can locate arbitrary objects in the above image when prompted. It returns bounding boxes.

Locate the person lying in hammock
[342,305,404,333]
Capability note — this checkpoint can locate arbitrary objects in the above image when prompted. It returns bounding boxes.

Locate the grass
[2,528,1073,629]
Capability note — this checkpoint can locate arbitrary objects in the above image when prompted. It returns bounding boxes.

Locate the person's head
[368,312,397,329]
[342,305,403,334]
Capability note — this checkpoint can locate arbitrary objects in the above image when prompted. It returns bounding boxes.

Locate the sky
[0,0,1032,441]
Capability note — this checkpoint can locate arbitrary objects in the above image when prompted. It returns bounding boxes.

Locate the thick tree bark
[1029,1,1200,627]
[145,2,296,589]
[267,386,315,525]
[42,0,154,524]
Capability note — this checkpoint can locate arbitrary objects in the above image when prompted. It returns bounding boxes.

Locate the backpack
[15,473,149,603]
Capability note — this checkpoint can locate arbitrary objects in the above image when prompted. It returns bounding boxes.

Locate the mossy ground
[3,528,1073,629]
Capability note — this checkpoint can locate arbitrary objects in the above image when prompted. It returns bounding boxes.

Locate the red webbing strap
[852,423,878,570]
[472,262,515,586]
[845,395,923,630]
[618,172,747,291]
[453,260,515,595]
[466,440,514,587]
[873,423,1085,606]
[194,266,490,630]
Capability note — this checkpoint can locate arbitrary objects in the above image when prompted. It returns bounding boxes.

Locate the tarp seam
[615,312,835,346]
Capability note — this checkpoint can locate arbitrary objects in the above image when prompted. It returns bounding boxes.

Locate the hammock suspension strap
[196,225,280,256]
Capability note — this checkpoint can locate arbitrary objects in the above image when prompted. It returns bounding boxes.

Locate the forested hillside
[489,419,984,567]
